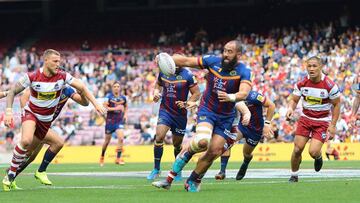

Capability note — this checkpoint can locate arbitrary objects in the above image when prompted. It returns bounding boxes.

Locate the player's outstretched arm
[0,91,9,99]
[70,78,106,115]
[71,90,90,106]
[153,83,162,103]
[171,54,201,69]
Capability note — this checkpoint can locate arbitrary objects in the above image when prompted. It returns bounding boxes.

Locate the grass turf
[0,161,359,203]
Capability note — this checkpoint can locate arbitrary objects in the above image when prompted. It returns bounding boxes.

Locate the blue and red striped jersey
[158,68,197,116]
[52,86,75,121]
[105,93,127,124]
[198,55,252,115]
[241,91,266,133]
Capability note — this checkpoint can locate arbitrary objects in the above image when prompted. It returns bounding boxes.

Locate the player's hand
[95,104,107,116]
[241,112,251,126]
[123,114,128,123]
[153,89,161,103]
[217,90,232,102]
[263,123,274,139]
[175,101,186,109]
[5,108,14,128]
[327,124,336,140]
[186,101,198,110]
[286,109,294,121]
[350,114,357,128]
[154,54,159,66]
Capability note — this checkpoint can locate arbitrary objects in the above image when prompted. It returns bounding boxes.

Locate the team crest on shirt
[321,132,327,140]
[176,75,183,80]
[199,116,206,120]
[230,70,237,76]
[54,82,60,91]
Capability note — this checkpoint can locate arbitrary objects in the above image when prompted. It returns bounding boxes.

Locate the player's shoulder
[202,55,221,65]
[323,75,336,89]
[235,62,251,73]
[180,67,194,77]
[296,76,309,87]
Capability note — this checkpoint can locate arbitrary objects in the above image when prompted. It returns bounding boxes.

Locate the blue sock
[188,171,200,182]
[117,148,122,159]
[174,146,182,158]
[220,156,230,173]
[182,151,193,163]
[38,149,56,172]
[154,142,163,170]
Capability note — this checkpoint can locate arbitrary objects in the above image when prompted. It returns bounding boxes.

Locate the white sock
[291,170,299,176]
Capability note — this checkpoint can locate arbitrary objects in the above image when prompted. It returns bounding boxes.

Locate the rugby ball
[157,52,176,76]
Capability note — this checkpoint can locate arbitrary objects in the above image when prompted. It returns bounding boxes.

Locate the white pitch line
[46,169,360,179]
[23,178,360,191]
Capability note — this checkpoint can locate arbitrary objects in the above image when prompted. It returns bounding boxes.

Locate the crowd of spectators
[0,22,359,146]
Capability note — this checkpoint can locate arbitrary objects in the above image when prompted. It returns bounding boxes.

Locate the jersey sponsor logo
[247,138,259,146]
[256,95,265,102]
[37,91,57,100]
[230,70,237,76]
[175,128,185,135]
[213,77,227,91]
[176,75,183,80]
[165,83,177,98]
[305,96,322,105]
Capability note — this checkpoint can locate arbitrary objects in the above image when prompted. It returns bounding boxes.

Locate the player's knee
[155,136,164,143]
[243,152,252,159]
[20,138,32,149]
[207,147,223,160]
[309,150,320,159]
[293,145,304,156]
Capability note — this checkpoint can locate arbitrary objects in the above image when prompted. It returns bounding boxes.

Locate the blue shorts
[238,124,263,147]
[105,122,125,134]
[197,107,235,141]
[157,109,187,136]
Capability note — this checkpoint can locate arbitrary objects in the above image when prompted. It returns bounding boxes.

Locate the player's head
[43,49,61,75]
[112,81,121,95]
[221,40,242,72]
[305,56,323,80]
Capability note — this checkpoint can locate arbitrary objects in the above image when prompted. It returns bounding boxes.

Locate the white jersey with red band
[18,68,74,122]
[293,74,340,122]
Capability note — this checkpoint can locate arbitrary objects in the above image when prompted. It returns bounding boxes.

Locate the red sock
[166,171,177,184]
[9,144,27,178]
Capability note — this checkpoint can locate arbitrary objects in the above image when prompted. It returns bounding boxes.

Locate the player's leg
[308,138,325,172]
[100,133,112,167]
[16,143,44,177]
[185,134,225,192]
[236,142,255,180]
[309,120,330,172]
[216,125,239,180]
[215,149,230,180]
[34,129,64,185]
[289,135,309,182]
[152,122,213,189]
[147,124,170,180]
[115,127,125,165]
[171,133,185,181]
